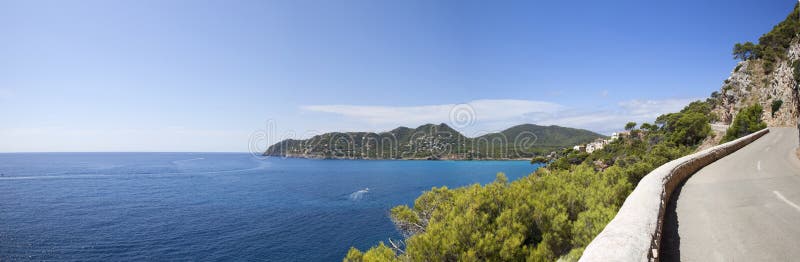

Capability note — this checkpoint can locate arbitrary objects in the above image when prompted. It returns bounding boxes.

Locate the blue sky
[0,0,796,152]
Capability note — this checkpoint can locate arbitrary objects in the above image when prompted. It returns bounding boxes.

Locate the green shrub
[771,99,783,117]
[531,156,549,165]
[722,104,767,143]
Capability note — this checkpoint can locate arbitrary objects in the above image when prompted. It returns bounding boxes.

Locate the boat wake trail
[349,188,370,201]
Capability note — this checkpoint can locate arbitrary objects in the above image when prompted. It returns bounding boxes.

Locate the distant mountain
[477,124,608,157]
[263,123,604,160]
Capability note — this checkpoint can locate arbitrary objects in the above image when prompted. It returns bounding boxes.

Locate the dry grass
[696,130,724,152]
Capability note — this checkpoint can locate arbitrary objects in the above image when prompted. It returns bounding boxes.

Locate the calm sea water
[0,153,539,261]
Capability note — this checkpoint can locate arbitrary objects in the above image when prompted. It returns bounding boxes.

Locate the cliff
[710,3,800,127]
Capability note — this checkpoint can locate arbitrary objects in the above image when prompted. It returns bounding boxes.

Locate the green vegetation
[346,101,713,261]
[655,101,712,146]
[732,41,758,61]
[345,244,397,262]
[771,99,783,117]
[265,123,604,160]
[624,122,637,131]
[530,156,549,165]
[478,124,606,157]
[721,104,768,143]
[731,3,799,73]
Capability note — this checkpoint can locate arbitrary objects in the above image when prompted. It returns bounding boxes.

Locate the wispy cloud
[302,99,563,126]
[533,98,700,133]
[618,98,695,119]
[302,98,700,135]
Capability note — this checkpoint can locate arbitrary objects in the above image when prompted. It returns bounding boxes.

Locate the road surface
[661,127,800,261]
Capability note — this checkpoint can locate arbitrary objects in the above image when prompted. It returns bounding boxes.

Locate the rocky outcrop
[710,41,800,127]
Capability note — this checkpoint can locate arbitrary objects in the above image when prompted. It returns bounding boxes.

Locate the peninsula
[263,123,604,160]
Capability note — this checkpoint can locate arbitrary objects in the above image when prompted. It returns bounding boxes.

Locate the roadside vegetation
[345,101,714,261]
[721,104,768,143]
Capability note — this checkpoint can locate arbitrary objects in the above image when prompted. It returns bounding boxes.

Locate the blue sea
[0,153,539,261]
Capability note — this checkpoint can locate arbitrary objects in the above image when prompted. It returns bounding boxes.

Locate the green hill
[264,123,604,160]
[477,124,607,157]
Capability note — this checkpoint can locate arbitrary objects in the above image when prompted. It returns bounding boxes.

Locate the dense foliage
[732,41,758,61]
[771,99,783,117]
[721,104,767,143]
[479,124,607,157]
[346,101,713,261]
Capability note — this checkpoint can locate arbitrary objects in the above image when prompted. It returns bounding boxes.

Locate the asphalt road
[661,127,800,261]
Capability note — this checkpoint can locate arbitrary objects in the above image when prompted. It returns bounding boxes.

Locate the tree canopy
[732,41,758,61]
[721,104,767,143]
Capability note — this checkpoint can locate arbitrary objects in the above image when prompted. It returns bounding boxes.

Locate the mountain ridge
[263,123,604,160]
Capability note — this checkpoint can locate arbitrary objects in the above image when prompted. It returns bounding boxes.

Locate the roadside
[696,123,729,151]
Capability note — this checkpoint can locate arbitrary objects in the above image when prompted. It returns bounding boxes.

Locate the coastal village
[571,131,629,153]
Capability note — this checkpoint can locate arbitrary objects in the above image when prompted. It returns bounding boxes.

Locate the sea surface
[0,153,539,261]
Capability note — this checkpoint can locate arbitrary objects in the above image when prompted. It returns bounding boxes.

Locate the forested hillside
[264,123,603,160]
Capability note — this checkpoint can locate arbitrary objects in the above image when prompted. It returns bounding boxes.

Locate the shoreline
[262,155,533,161]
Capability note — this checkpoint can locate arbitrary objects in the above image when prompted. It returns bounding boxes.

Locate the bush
[771,99,783,117]
[721,104,767,143]
[531,156,549,165]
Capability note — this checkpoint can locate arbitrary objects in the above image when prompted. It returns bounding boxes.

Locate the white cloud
[532,98,700,134]
[302,99,563,127]
[618,98,696,119]
[302,98,699,136]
